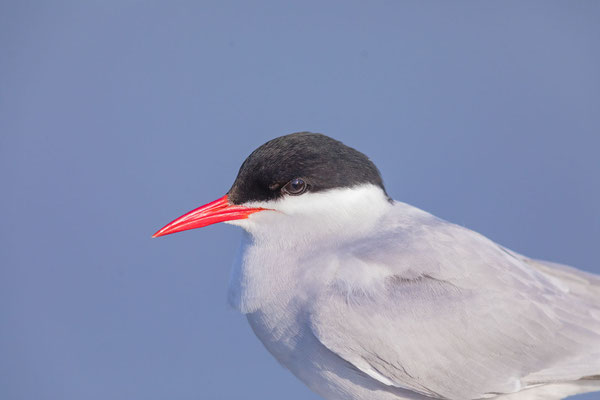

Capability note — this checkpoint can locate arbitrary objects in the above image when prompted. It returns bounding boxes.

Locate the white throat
[226,184,392,313]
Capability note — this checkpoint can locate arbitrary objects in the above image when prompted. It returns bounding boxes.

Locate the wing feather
[309,202,600,399]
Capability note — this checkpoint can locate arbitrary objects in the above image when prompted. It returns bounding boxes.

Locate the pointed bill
[152,195,264,238]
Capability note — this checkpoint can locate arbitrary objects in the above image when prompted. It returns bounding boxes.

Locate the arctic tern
[154,132,600,400]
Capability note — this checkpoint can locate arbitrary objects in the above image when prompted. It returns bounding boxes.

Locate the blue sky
[1,1,599,399]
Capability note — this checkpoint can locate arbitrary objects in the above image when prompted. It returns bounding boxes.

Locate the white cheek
[229,185,392,243]
[242,184,390,217]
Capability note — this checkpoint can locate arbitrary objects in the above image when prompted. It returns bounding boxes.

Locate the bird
[153,132,600,400]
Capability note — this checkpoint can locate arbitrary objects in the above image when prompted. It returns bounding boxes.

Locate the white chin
[224,219,250,228]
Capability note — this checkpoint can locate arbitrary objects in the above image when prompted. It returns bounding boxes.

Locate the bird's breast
[228,231,337,313]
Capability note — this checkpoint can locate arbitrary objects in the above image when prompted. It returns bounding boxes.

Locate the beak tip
[152,230,164,238]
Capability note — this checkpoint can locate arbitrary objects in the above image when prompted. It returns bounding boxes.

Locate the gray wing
[309,202,600,399]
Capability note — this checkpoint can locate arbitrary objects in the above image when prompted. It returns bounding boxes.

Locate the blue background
[2,1,599,399]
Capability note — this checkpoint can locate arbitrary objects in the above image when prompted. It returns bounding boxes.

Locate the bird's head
[153,132,392,244]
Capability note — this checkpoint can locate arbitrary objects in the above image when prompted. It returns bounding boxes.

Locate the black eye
[282,178,307,195]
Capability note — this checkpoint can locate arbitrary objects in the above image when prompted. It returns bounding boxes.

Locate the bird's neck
[227,186,394,314]
[227,230,333,315]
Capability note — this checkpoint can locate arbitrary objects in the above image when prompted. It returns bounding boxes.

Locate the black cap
[227,132,388,204]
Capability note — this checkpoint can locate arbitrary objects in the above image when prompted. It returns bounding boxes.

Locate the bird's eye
[282,178,307,196]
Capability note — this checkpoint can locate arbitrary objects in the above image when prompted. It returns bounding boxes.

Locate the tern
[154,132,600,400]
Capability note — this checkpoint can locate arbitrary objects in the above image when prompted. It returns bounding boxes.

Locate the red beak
[152,195,264,238]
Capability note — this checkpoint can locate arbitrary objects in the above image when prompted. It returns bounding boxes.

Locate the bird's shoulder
[333,200,558,293]
[309,201,600,399]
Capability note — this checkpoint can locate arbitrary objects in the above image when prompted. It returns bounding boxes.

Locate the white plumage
[227,184,600,400]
